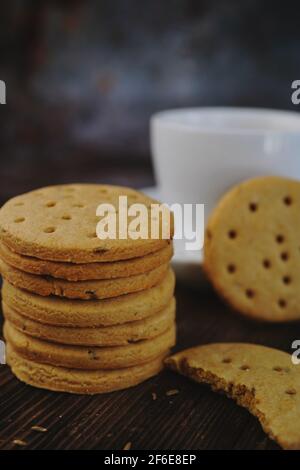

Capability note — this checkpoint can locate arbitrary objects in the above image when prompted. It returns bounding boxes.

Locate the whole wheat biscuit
[165,343,300,450]
[2,298,176,346]
[0,258,168,299]
[204,176,300,322]
[0,241,173,281]
[2,269,175,327]
[7,344,167,394]
[0,184,173,263]
[4,321,176,369]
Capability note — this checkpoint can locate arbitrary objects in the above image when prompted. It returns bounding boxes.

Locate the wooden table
[0,162,294,450]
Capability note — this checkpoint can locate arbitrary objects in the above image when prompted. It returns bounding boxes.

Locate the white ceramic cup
[151,107,300,219]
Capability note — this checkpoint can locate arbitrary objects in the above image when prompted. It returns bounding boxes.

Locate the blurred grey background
[0,0,299,197]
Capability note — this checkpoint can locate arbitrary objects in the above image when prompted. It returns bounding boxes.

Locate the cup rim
[151,107,300,136]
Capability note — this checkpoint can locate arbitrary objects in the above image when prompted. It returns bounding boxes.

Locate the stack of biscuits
[0,184,175,394]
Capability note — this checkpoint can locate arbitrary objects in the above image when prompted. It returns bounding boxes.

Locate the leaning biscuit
[166,343,300,450]
[0,258,169,299]
[4,321,176,369]
[2,297,176,346]
[1,269,175,327]
[0,184,173,263]
[7,344,167,394]
[0,242,173,281]
[204,176,300,322]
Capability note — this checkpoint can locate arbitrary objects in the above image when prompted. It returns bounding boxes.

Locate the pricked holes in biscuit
[249,202,258,212]
[72,203,84,208]
[44,227,56,233]
[283,196,292,206]
[281,252,289,262]
[228,230,237,239]
[206,229,212,241]
[61,214,71,220]
[222,357,232,364]
[227,264,236,274]
[276,234,284,244]
[88,232,98,239]
[45,201,56,208]
[282,275,291,285]
[240,365,250,371]
[14,202,24,207]
[93,247,109,254]
[273,366,290,373]
[278,299,287,308]
[245,289,255,299]
[285,389,297,396]
[263,259,271,269]
[14,217,25,223]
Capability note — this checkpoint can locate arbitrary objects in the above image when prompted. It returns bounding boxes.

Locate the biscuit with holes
[7,344,167,394]
[0,241,173,281]
[0,184,173,263]
[0,258,169,299]
[204,176,300,322]
[4,321,176,369]
[165,342,300,450]
[2,297,176,346]
[1,269,175,327]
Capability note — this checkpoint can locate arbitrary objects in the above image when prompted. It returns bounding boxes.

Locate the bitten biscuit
[2,269,175,327]
[166,343,300,450]
[0,242,173,281]
[0,184,173,263]
[2,297,176,347]
[204,176,300,322]
[0,258,169,299]
[4,321,176,369]
[7,344,168,394]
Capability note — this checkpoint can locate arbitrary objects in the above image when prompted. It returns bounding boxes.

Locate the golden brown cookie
[7,344,167,394]
[2,297,176,346]
[0,241,173,281]
[0,258,169,299]
[4,321,176,369]
[166,342,300,450]
[2,269,175,327]
[204,176,300,322]
[0,184,173,263]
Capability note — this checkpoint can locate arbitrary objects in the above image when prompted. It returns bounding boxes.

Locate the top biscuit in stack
[0,184,174,298]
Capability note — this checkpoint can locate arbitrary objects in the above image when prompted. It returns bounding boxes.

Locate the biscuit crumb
[31,425,48,433]
[152,392,157,400]
[12,439,27,447]
[123,441,132,450]
[166,389,179,396]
